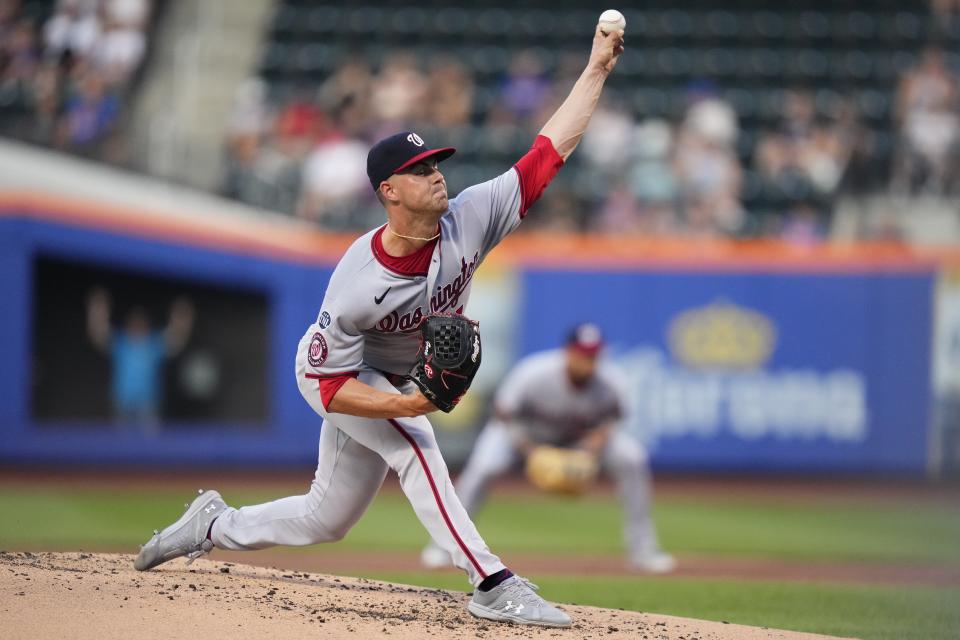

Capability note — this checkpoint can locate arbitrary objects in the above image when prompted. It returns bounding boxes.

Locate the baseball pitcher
[134,24,625,629]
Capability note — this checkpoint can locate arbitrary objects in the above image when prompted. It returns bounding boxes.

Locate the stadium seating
[255,1,955,226]
[2,1,957,233]
[0,1,54,138]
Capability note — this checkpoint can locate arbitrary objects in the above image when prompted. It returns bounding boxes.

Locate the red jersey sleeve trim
[305,372,359,411]
[512,135,564,219]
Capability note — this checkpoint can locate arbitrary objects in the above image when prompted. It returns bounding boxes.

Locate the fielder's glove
[408,314,482,413]
[525,446,599,496]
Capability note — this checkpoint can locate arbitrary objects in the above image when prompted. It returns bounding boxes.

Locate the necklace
[387,225,440,242]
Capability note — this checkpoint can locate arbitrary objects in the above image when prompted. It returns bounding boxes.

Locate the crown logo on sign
[667,300,776,369]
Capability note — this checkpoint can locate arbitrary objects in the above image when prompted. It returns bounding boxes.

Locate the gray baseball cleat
[468,575,572,627]
[134,489,227,571]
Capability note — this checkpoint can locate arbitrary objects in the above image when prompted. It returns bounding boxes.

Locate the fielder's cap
[566,323,605,356]
[366,131,456,190]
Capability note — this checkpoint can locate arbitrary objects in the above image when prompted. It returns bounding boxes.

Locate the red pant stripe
[387,419,487,579]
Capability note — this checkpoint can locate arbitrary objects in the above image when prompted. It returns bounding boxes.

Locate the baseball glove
[408,314,482,413]
[525,446,599,495]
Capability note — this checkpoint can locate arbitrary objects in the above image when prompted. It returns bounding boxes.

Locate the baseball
[598,9,626,35]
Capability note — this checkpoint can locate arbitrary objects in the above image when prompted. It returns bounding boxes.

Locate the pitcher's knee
[322,523,350,543]
[297,515,352,544]
[299,496,356,543]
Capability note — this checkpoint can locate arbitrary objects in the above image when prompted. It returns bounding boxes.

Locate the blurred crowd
[222,54,483,231]
[0,0,151,159]
[223,43,960,240]
[893,48,960,197]
[2,0,958,240]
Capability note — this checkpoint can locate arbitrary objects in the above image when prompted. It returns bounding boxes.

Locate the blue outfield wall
[0,215,334,467]
[519,269,935,475]
[0,214,937,474]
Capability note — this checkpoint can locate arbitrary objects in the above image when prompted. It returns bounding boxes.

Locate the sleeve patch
[307,332,329,367]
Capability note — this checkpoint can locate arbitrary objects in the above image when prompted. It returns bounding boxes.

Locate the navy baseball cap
[366,131,456,190]
[566,323,605,356]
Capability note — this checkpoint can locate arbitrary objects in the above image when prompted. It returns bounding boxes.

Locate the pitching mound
[2,552,851,640]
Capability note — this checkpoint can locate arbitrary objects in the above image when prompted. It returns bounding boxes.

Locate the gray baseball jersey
[495,349,624,446]
[301,137,560,408]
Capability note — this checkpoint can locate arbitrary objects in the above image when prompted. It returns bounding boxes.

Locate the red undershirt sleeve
[512,134,565,218]
[306,372,360,411]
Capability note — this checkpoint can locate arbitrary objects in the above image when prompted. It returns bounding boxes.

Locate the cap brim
[393,147,456,174]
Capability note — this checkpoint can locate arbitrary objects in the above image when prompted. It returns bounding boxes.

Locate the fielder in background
[133,21,625,630]
[422,323,676,573]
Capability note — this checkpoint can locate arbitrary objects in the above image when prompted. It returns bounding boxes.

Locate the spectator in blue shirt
[86,288,194,432]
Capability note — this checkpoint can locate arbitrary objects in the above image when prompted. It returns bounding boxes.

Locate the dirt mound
[1,552,852,640]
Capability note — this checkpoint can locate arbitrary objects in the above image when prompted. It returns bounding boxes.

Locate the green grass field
[1,480,958,640]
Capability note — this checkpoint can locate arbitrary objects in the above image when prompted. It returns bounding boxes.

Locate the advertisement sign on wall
[520,269,934,474]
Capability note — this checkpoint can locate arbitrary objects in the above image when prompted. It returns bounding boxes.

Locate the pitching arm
[538,26,624,161]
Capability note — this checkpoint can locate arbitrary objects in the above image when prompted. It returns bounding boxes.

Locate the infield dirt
[2,551,855,640]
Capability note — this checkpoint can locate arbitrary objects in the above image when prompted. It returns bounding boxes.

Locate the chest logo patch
[308,332,329,367]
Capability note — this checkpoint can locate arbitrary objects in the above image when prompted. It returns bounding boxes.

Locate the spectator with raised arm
[86,288,194,431]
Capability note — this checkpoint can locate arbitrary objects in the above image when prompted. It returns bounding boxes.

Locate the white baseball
[598,9,626,35]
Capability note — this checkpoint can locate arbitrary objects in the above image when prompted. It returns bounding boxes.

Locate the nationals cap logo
[407,133,425,146]
[308,332,328,367]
